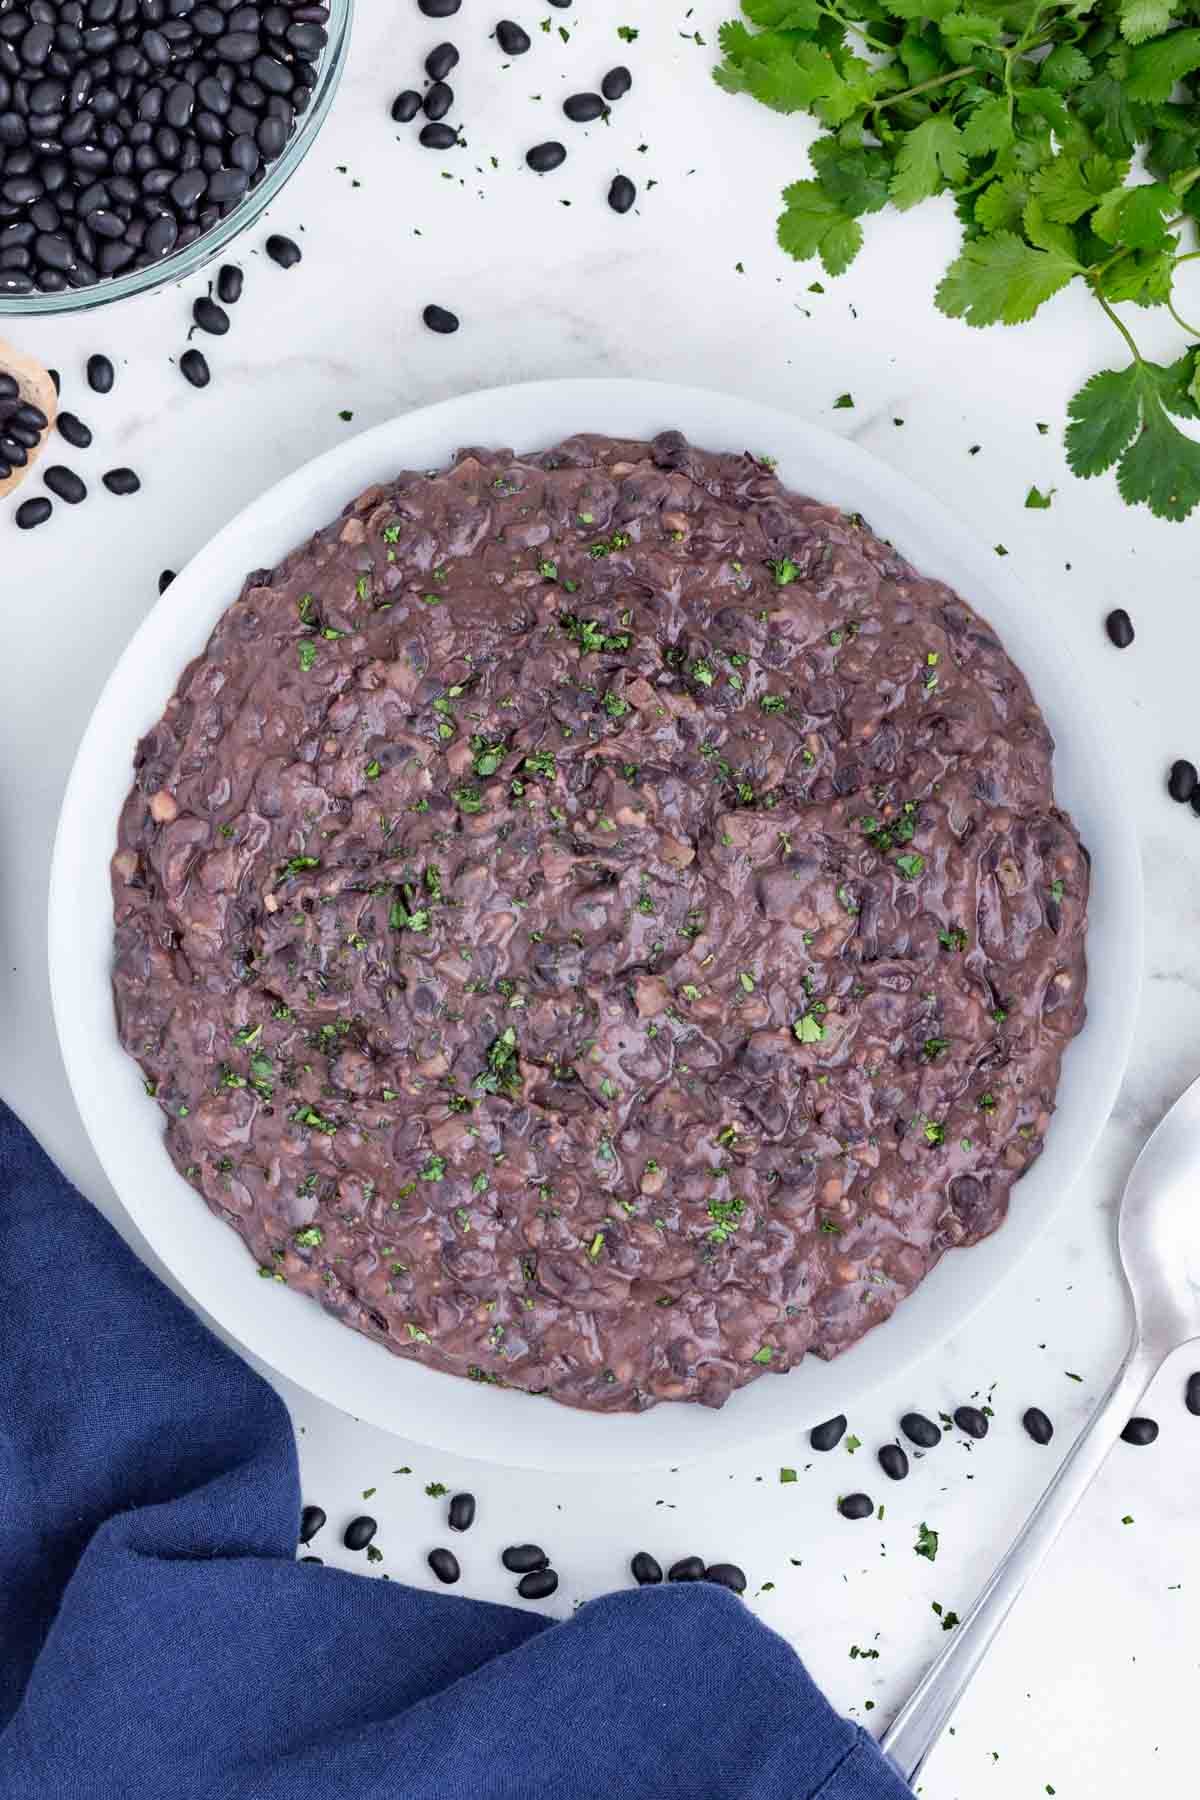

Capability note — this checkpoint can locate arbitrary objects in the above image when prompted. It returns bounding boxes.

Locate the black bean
[1105,608,1134,649]
[145,214,179,257]
[809,1413,847,1452]
[86,352,115,392]
[7,421,43,450]
[265,232,300,268]
[0,437,28,467]
[0,374,17,401]
[954,1405,989,1439]
[1191,790,1200,819]
[1120,1416,1159,1446]
[299,1503,326,1544]
[299,1555,323,1564]
[192,293,229,334]
[667,1555,705,1582]
[1187,1372,1200,1416]
[838,1492,874,1520]
[501,1543,548,1574]
[15,495,52,529]
[419,121,458,149]
[607,173,635,214]
[422,302,458,335]
[343,1514,378,1551]
[447,1491,475,1532]
[390,89,421,123]
[517,1567,558,1600]
[158,568,176,594]
[428,1547,461,1584]
[216,263,243,304]
[102,466,140,494]
[495,20,530,54]
[1022,1407,1054,1446]
[425,42,459,80]
[900,1411,941,1449]
[877,1443,909,1481]
[44,464,87,504]
[630,1551,662,1585]
[563,92,608,124]
[601,65,632,102]
[418,0,461,14]
[526,140,566,173]
[1167,760,1197,804]
[704,1563,746,1594]
[423,80,453,122]
[13,402,48,432]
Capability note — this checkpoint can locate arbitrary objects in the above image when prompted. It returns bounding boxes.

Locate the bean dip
[111,431,1088,1412]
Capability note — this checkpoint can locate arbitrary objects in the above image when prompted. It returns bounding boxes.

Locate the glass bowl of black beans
[0,0,352,313]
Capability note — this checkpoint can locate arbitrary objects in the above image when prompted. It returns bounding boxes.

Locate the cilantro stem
[868,66,976,117]
[818,2,894,54]
[1166,296,1200,340]
[1091,287,1142,366]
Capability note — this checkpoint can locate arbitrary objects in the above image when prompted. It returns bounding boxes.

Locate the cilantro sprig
[716,0,1200,520]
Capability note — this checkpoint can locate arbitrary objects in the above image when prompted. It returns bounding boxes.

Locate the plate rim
[48,376,1143,1471]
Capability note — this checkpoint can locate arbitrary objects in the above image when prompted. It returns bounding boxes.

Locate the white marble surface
[3,4,1200,1795]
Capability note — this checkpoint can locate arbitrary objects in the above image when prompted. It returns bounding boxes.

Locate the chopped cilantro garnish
[298,640,317,672]
[767,558,798,586]
[294,1226,324,1249]
[476,1026,521,1097]
[915,1522,939,1561]
[420,1155,446,1182]
[895,851,925,880]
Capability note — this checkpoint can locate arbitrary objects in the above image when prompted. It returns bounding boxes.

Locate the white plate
[49,379,1142,1470]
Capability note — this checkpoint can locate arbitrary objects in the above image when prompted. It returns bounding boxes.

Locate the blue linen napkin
[0,1098,912,1799]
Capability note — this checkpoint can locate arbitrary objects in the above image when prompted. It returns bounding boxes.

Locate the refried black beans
[111,431,1089,1412]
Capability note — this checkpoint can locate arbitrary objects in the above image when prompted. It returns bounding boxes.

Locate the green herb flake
[915,1522,939,1562]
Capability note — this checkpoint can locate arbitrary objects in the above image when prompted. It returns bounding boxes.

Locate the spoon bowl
[1117,1074,1200,1358]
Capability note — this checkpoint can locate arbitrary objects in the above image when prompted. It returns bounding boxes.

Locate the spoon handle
[880,1335,1160,1786]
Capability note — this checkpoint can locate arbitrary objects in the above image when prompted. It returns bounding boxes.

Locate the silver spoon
[881,1072,1200,1785]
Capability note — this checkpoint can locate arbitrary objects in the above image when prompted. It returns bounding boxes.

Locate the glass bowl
[0,0,353,318]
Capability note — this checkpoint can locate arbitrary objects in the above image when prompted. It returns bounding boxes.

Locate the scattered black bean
[1121,1416,1159,1446]
[563,93,608,124]
[266,233,301,269]
[419,122,459,149]
[517,1567,558,1600]
[1022,1407,1054,1446]
[877,1443,909,1481]
[57,411,93,449]
[630,1551,662,1586]
[602,66,632,102]
[501,1543,548,1574]
[15,495,52,529]
[428,1547,461,1584]
[1186,1372,1200,1416]
[47,368,60,395]
[838,1493,874,1520]
[299,1555,323,1564]
[423,303,459,334]
[607,174,636,215]
[423,81,454,122]
[180,349,211,389]
[954,1405,989,1439]
[391,90,422,123]
[158,569,176,595]
[343,1514,378,1551]
[217,264,244,305]
[44,465,86,505]
[448,1491,475,1532]
[704,1563,747,1594]
[1167,760,1197,804]
[496,20,531,55]
[425,42,460,80]
[1105,608,1135,649]
[102,467,140,495]
[87,354,115,394]
[299,1503,326,1544]
[900,1411,941,1449]
[667,1555,705,1582]
[418,0,460,15]
[809,1414,847,1452]
[526,140,567,174]
[1192,791,1200,820]
[193,295,230,336]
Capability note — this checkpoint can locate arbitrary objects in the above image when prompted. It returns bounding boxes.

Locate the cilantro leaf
[915,1521,939,1560]
[777,180,863,274]
[1031,152,1127,225]
[745,0,822,22]
[960,95,1014,159]
[1039,45,1093,89]
[1127,27,1200,101]
[808,137,891,217]
[890,116,967,210]
[1120,0,1177,41]
[935,231,1079,326]
[1066,357,1200,521]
